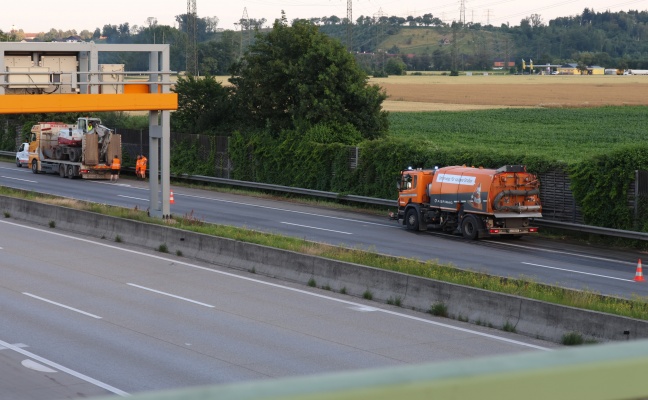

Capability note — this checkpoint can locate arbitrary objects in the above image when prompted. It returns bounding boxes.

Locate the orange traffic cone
[170,190,175,205]
[634,259,644,282]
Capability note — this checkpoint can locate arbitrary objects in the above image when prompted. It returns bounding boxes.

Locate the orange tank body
[393,165,542,239]
[428,165,541,215]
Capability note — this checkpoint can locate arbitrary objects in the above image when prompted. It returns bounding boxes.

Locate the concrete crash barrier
[2,194,647,343]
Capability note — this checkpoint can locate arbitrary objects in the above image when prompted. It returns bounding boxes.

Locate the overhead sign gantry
[0,42,177,218]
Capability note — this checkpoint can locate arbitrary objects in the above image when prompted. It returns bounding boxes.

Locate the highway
[0,218,555,398]
[0,161,646,300]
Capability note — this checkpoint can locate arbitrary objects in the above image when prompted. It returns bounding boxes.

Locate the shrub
[503,321,517,332]
[562,331,584,345]
[429,302,448,317]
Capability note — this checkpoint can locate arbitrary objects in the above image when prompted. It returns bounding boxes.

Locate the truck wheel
[68,149,79,162]
[461,215,480,240]
[67,165,75,179]
[405,208,419,231]
[59,164,66,178]
[31,160,39,174]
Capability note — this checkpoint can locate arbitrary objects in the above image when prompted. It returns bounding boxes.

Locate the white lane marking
[127,283,215,308]
[350,306,378,312]
[0,176,37,183]
[118,195,148,201]
[0,338,128,396]
[2,220,551,351]
[495,241,635,266]
[281,222,352,235]
[23,293,102,319]
[180,192,396,228]
[22,359,58,373]
[522,262,635,282]
[88,181,132,187]
[0,343,27,351]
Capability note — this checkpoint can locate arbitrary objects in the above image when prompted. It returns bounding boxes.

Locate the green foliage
[388,107,647,164]
[429,302,448,317]
[303,122,362,145]
[230,19,389,141]
[230,128,347,191]
[570,144,648,230]
[562,331,584,345]
[386,296,402,307]
[170,139,215,176]
[502,321,517,332]
[171,75,236,135]
[385,57,407,75]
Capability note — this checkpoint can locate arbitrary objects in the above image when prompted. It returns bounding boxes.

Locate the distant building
[62,35,83,43]
[557,63,578,75]
[23,32,39,41]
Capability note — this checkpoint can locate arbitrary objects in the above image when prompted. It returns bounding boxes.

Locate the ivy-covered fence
[118,129,648,232]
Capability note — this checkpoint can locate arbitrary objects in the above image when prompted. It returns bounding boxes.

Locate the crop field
[387,107,646,163]
[372,74,648,111]
[376,74,648,163]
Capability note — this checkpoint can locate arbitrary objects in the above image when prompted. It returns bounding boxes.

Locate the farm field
[371,74,648,111]
[379,75,648,164]
[387,107,646,164]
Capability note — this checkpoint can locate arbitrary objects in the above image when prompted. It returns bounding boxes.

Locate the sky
[4,0,648,34]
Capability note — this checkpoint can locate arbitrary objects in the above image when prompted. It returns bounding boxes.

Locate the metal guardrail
[0,158,646,241]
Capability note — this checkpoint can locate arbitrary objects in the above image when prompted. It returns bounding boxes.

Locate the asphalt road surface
[0,219,556,398]
[0,161,646,301]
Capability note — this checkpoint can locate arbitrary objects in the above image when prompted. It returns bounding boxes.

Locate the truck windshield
[401,174,417,190]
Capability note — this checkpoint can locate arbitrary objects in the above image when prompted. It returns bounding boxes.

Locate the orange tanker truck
[390,165,542,239]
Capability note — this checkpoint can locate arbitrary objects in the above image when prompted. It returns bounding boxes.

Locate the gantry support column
[147,48,171,219]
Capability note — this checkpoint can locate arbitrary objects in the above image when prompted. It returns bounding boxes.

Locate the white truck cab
[16,142,30,167]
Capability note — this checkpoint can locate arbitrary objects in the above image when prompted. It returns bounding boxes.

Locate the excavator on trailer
[26,117,121,179]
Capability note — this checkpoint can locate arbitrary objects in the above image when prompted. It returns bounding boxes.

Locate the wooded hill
[1,8,646,74]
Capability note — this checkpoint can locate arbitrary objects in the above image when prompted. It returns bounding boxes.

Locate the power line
[347,0,353,51]
[186,0,198,75]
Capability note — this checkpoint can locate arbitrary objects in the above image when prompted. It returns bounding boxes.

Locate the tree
[171,75,236,135]
[230,17,388,140]
[385,57,407,75]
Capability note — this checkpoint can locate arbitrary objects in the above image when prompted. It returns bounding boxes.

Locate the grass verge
[2,186,648,321]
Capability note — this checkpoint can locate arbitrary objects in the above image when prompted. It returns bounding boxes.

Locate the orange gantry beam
[0,93,177,114]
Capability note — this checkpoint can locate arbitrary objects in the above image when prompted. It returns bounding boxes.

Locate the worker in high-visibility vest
[110,155,121,182]
[135,155,142,179]
[137,154,147,179]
